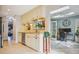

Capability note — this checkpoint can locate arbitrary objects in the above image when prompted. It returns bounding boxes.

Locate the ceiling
[0,5,79,18]
[0,5,38,17]
[50,5,79,19]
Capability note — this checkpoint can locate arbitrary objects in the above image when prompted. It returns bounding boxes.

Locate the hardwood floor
[0,40,38,54]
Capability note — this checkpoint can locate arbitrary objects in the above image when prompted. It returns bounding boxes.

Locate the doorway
[0,17,2,48]
[51,20,57,40]
[8,16,13,46]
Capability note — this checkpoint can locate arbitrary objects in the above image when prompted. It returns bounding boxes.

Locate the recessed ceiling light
[65,12,75,16]
[50,6,70,14]
[52,12,75,18]
[13,19,16,21]
[52,15,65,18]
[8,9,10,11]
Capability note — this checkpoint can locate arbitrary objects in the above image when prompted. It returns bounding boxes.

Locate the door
[51,21,57,40]
[0,17,2,48]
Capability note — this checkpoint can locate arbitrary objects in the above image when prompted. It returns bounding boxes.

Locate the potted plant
[44,31,50,38]
[75,30,79,36]
[43,31,50,53]
[35,23,43,29]
[75,27,79,42]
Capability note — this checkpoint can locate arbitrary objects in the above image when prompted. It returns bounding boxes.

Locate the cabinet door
[22,33,25,44]
[18,33,22,42]
[25,34,39,50]
[31,34,39,50]
[25,34,31,47]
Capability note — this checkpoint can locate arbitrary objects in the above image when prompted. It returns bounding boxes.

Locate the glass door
[51,21,57,40]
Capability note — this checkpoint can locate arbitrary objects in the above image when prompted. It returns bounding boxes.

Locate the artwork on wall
[62,19,71,27]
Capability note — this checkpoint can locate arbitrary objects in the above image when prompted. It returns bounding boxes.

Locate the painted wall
[21,5,64,32]
[21,6,46,52]
[52,15,79,41]
[14,16,22,43]
[2,16,8,40]
[2,16,22,43]
[44,5,79,41]
[57,18,75,40]
[57,18,75,34]
[22,6,46,24]
[44,5,65,32]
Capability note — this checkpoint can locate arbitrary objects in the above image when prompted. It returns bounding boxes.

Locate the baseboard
[3,40,8,41]
[19,42,39,52]
[24,44,39,52]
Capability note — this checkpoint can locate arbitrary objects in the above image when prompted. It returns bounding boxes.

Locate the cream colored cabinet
[25,34,39,51]
[18,33,22,43]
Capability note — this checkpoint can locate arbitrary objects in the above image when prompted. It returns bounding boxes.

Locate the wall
[44,5,79,41]
[22,6,46,24]
[21,5,46,52]
[44,5,65,32]
[57,18,75,34]
[2,16,22,43]
[57,18,75,40]
[21,5,64,31]
[2,16,8,40]
[14,16,22,43]
[51,15,79,41]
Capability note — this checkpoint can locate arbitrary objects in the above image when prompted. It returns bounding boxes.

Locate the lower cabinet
[25,34,39,51]
[18,33,22,43]
[18,32,43,52]
[21,33,25,45]
[18,32,26,45]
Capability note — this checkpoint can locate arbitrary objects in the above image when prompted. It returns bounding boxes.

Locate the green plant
[44,31,50,38]
[75,27,79,36]
[75,30,79,36]
[35,23,43,28]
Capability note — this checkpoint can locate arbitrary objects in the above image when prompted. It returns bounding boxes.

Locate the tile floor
[51,39,79,54]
